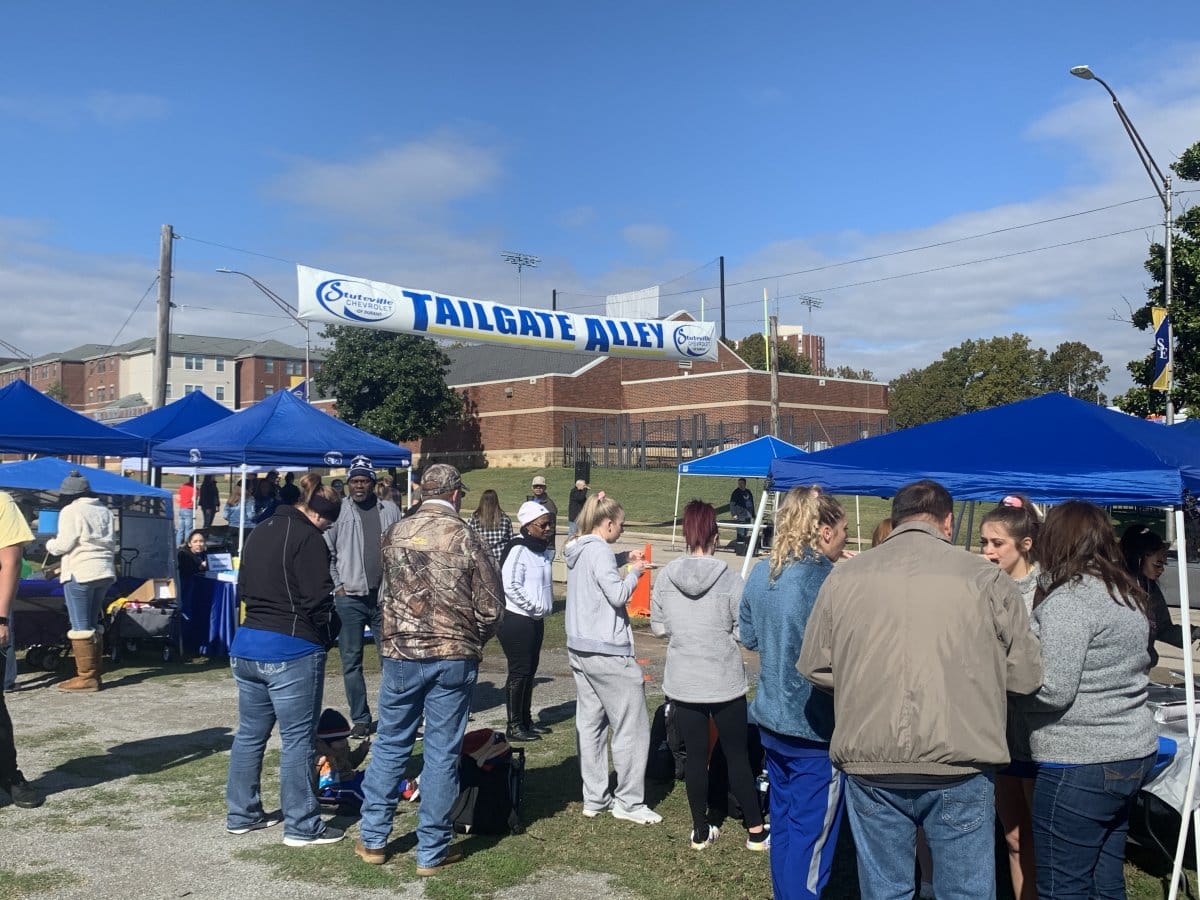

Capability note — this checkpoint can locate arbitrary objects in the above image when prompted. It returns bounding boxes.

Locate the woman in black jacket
[225,485,346,847]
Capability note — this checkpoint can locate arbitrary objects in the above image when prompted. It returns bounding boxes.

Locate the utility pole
[552,288,557,312]
[154,224,174,410]
[769,315,780,436]
[719,256,726,343]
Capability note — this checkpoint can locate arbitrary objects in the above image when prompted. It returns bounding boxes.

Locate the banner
[296,266,716,362]
[1152,307,1171,391]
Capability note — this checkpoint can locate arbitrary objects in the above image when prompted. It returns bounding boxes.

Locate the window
[184,355,205,371]
[215,386,225,402]
[263,385,275,397]
[88,388,94,401]
[184,384,204,395]
[264,359,275,374]
[97,360,106,374]
[285,361,303,376]
[165,383,172,397]
[215,358,225,372]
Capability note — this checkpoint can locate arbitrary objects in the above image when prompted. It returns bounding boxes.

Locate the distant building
[0,334,323,422]
[777,325,826,373]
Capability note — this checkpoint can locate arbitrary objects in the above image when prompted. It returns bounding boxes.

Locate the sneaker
[283,825,346,847]
[612,804,662,825]
[415,849,463,876]
[226,811,283,834]
[4,773,44,809]
[581,800,612,819]
[350,722,371,739]
[690,824,720,850]
[354,839,386,865]
[745,824,770,851]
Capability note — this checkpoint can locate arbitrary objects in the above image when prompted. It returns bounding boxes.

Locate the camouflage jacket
[378,500,503,661]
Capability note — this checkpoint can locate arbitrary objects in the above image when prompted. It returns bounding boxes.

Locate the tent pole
[855,495,861,551]
[1169,505,1197,899]
[741,492,769,580]
[237,464,247,560]
[671,474,681,548]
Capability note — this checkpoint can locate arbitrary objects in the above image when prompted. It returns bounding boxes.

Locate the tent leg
[1169,506,1197,899]
[671,474,681,548]
[237,464,247,560]
[741,492,770,580]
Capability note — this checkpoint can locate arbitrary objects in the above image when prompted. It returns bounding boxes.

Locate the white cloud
[266,131,502,226]
[621,223,673,255]
[0,91,168,126]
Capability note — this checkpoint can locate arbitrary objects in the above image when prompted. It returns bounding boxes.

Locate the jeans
[4,617,15,691]
[846,772,996,900]
[63,577,115,632]
[226,652,327,840]
[201,506,216,530]
[1032,756,1154,899]
[335,591,381,726]
[177,506,194,546]
[0,646,18,784]
[359,657,477,867]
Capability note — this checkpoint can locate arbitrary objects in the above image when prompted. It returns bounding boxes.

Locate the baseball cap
[421,463,468,495]
[531,475,547,487]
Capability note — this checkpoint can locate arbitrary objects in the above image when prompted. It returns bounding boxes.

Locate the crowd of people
[0,463,1190,899]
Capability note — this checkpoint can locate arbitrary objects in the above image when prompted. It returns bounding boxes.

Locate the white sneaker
[612,804,662,825]
[690,824,719,849]
[581,799,612,818]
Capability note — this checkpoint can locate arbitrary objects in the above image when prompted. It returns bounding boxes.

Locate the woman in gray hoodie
[564,493,656,824]
[651,500,765,852]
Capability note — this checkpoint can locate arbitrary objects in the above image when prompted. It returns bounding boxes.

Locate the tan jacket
[378,500,503,662]
[797,520,1043,777]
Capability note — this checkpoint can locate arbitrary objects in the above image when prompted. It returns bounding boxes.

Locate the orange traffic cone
[626,543,652,617]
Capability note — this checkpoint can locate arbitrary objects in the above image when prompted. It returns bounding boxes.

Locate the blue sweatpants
[762,729,845,900]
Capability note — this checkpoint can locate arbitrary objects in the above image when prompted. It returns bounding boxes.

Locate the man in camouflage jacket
[356,464,503,874]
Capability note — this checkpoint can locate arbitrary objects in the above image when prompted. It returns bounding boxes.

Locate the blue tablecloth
[180,576,238,657]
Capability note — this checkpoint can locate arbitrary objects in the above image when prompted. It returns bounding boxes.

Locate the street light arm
[216,268,304,325]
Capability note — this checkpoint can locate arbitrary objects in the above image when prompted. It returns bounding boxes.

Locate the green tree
[731,332,812,374]
[823,365,877,381]
[45,381,68,403]
[314,326,463,442]
[889,333,1106,429]
[1116,139,1200,416]
[1042,341,1109,405]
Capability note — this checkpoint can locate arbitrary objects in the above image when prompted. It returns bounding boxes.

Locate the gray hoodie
[564,535,640,656]
[650,556,746,703]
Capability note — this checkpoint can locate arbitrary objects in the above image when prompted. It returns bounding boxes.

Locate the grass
[0,866,84,899]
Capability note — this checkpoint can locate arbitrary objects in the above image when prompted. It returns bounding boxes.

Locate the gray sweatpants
[569,650,650,812]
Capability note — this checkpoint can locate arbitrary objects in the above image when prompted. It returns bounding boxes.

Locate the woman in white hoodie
[651,499,766,851]
[563,493,656,824]
[45,470,115,692]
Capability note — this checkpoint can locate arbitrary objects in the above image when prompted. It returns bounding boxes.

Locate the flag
[1151,307,1171,391]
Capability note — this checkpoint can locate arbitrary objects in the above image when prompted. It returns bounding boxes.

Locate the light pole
[0,338,33,385]
[1071,64,1175,424]
[216,269,311,402]
[501,250,540,304]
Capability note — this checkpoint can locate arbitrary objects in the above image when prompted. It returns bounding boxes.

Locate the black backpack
[646,698,687,782]
[450,732,526,835]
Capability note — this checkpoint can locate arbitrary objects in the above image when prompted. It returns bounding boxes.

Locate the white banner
[296,266,716,362]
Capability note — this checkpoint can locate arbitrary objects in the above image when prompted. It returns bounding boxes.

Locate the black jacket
[568,487,588,522]
[238,505,338,647]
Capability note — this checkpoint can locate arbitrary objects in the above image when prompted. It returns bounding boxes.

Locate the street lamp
[216,269,311,402]
[501,250,540,304]
[1070,64,1175,424]
[0,337,33,385]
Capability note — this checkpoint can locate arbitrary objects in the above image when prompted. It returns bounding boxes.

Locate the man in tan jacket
[798,480,1042,900]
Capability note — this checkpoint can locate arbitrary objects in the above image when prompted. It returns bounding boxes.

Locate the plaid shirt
[468,513,513,563]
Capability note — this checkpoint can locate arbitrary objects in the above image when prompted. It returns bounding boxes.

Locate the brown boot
[59,630,101,692]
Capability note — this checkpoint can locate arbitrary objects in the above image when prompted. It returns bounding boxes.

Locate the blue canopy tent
[151,389,411,553]
[769,393,1200,505]
[673,434,806,576]
[1174,419,1200,442]
[117,390,233,448]
[0,380,143,456]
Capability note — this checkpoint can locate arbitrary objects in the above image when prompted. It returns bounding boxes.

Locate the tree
[45,381,68,403]
[1042,341,1109,405]
[888,333,1107,429]
[1116,138,1200,416]
[314,326,463,443]
[730,332,812,374]
[823,365,877,381]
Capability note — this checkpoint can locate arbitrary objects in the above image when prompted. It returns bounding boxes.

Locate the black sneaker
[227,810,284,834]
[283,825,346,847]
[5,773,44,809]
[350,722,371,739]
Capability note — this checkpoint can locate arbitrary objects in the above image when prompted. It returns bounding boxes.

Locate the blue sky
[3,2,1199,396]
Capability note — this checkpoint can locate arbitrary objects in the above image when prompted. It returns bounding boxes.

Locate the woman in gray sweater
[651,500,766,851]
[1014,501,1156,899]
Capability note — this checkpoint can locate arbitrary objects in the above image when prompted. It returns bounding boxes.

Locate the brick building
[411,315,888,468]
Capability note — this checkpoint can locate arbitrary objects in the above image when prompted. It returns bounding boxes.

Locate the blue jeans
[359,657,477,867]
[63,577,115,632]
[177,507,194,547]
[226,652,327,840]
[1032,756,1153,899]
[334,591,381,726]
[846,773,996,900]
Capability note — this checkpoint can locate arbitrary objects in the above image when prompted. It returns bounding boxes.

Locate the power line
[103,276,160,355]
[174,233,298,266]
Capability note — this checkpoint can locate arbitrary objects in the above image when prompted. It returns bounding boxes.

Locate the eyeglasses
[528,520,552,530]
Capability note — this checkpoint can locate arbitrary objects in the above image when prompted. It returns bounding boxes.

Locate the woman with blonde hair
[298,473,322,506]
[739,486,848,900]
[468,488,513,564]
[564,492,657,824]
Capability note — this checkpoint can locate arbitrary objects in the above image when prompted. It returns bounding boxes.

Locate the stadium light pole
[0,338,34,385]
[1070,65,1175,425]
[216,268,311,402]
[501,250,540,304]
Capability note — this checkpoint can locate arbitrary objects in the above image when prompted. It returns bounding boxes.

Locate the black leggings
[673,696,764,833]
[497,610,544,686]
